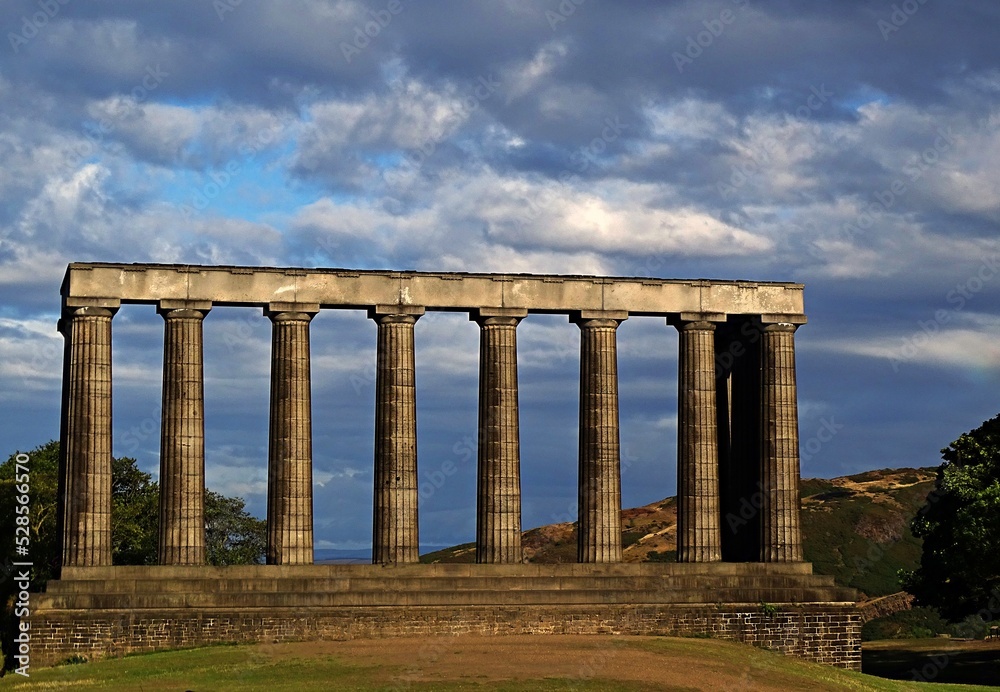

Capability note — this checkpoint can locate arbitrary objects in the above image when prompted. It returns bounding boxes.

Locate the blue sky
[1,0,998,552]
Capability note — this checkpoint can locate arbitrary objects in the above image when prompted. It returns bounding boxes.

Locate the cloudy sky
[1,0,998,554]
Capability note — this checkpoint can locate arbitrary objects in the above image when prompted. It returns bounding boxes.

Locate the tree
[904,414,1000,621]
[0,440,60,586]
[0,441,267,584]
[205,491,266,565]
[110,455,159,565]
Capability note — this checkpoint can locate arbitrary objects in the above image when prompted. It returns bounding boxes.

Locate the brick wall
[28,604,861,670]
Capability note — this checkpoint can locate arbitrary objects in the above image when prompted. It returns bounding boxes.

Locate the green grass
[0,637,995,691]
[0,644,379,690]
[801,477,935,597]
[629,637,996,691]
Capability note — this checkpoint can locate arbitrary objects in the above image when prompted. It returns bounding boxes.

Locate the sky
[0,0,998,554]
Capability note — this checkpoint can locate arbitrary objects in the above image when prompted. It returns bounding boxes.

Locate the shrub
[861,606,947,641]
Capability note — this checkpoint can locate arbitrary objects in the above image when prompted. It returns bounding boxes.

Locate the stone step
[35,585,856,611]
[44,573,834,595]
[55,561,818,581]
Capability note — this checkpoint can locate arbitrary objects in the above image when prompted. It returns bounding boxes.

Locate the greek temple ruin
[32,262,861,669]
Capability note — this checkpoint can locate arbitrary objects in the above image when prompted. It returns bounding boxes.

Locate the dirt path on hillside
[248,634,849,690]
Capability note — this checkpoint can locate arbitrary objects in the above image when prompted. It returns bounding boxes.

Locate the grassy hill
[3,634,995,690]
[422,467,938,598]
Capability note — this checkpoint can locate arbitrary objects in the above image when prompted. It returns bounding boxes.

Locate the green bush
[646,550,676,562]
[861,606,947,641]
[945,614,991,640]
[622,531,644,549]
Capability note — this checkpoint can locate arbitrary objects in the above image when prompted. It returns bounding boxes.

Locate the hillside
[421,467,938,598]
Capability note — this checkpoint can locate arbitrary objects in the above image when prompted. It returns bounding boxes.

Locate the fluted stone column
[573,311,627,563]
[266,304,319,565]
[472,309,526,564]
[760,322,804,562]
[672,317,723,562]
[370,306,424,564]
[157,301,210,565]
[58,304,118,567]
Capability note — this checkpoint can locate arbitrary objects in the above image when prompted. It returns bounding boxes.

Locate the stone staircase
[30,562,860,668]
[41,562,855,609]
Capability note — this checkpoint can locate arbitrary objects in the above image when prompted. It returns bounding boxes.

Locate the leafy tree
[904,414,1000,621]
[110,455,159,565]
[0,440,61,586]
[0,440,267,584]
[206,491,266,565]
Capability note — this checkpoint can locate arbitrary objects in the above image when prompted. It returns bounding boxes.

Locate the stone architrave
[369,306,424,564]
[472,309,527,564]
[671,315,723,563]
[58,303,119,567]
[572,311,627,563]
[760,322,804,562]
[266,304,319,565]
[157,301,211,566]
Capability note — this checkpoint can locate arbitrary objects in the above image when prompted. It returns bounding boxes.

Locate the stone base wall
[27,603,861,670]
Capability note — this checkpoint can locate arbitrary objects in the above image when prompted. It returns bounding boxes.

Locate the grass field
[1,635,996,691]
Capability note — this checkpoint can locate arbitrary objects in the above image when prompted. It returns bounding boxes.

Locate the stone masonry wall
[28,604,861,670]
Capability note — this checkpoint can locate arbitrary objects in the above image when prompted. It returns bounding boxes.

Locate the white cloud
[503,41,569,104]
[818,312,1000,372]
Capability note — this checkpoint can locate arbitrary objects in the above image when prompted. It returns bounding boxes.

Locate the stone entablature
[58,262,807,571]
[61,263,807,318]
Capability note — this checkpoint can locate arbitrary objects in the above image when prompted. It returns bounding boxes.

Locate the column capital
[667,312,726,329]
[157,299,212,318]
[265,302,320,322]
[761,321,801,334]
[471,307,527,327]
[62,297,121,312]
[569,310,628,328]
[670,320,719,333]
[759,313,807,326]
[58,305,119,334]
[367,305,425,323]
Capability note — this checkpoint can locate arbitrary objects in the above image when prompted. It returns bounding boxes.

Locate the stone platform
[30,563,861,669]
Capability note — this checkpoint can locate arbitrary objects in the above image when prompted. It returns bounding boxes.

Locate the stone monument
[30,263,860,669]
